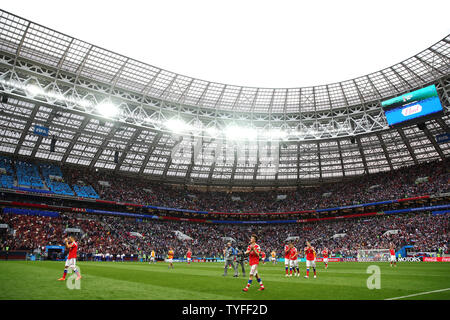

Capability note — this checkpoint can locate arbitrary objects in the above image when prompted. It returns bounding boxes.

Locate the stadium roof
[0,9,449,187]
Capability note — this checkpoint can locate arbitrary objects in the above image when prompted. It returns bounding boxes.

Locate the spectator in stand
[1,209,447,259]
[58,159,449,214]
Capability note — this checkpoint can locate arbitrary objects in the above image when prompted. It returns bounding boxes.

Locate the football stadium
[0,3,449,306]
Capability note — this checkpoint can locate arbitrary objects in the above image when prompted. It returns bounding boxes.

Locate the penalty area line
[384,288,450,300]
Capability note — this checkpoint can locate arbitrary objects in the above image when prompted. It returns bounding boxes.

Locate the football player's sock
[296,267,299,274]
[313,268,316,276]
[289,267,292,275]
[257,278,264,288]
[246,280,252,288]
[62,269,67,279]
[285,266,288,274]
[306,268,309,276]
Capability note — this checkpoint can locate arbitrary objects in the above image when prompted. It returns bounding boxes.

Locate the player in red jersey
[289,243,300,277]
[304,241,317,279]
[261,251,266,265]
[186,248,192,265]
[322,248,330,269]
[58,236,81,281]
[242,234,264,292]
[284,243,291,277]
[389,243,397,267]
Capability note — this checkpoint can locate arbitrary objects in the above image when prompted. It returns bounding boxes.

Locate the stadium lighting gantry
[96,100,119,118]
[0,9,448,187]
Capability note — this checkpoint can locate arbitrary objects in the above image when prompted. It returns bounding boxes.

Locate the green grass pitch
[0,261,449,300]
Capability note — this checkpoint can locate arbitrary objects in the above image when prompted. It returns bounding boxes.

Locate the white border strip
[385,288,450,300]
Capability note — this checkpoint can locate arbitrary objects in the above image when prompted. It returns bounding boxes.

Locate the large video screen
[381,85,443,127]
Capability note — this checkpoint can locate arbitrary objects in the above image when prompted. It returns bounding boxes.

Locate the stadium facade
[0,9,449,189]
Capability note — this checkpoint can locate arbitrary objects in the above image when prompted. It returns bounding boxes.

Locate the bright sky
[2,0,450,88]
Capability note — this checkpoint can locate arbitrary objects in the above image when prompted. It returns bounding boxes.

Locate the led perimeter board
[381,85,443,127]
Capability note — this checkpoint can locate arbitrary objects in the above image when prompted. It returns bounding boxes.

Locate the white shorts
[65,258,76,268]
[306,259,316,268]
[150,257,155,261]
[284,258,290,266]
[290,259,299,268]
[390,255,396,262]
[323,258,329,263]
[168,258,173,263]
[249,264,258,276]
[270,257,275,262]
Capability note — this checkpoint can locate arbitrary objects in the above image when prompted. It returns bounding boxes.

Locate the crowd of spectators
[1,209,448,259]
[1,156,448,214]
[1,157,448,260]
[62,159,449,213]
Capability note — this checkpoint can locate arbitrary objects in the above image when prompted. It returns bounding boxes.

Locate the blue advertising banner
[34,125,49,137]
[436,133,450,144]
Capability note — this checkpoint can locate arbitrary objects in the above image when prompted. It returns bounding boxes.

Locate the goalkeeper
[223,242,238,277]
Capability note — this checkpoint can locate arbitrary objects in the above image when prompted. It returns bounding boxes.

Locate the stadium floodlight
[165,118,192,134]
[78,99,93,109]
[96,100,119,118]
[26,84,45,97]
[204,126,219,138]
[264,129,288,141]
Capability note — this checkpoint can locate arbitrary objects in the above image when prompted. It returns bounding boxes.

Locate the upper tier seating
[72,184,99,199]
[16,161,44,188]
[40,163,74,196]
[0,156,15,189]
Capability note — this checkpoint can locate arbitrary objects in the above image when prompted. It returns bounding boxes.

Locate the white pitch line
[385,288,450,300]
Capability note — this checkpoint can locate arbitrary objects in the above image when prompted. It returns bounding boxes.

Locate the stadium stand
[40,163,74,196]
[0,155,14,175]
[15,161,44,189]
[72,185,99,199]
[0,207,447,259]
[62,159,449,214]
[0,155,15,189]
[0,156,448,214]
[0,9,448,264]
